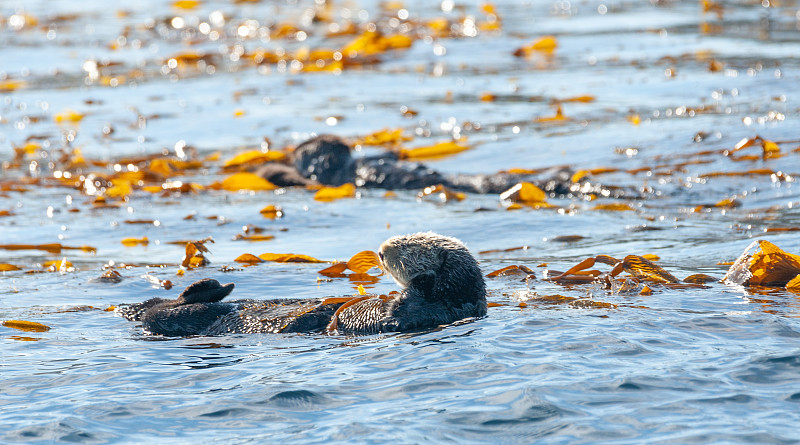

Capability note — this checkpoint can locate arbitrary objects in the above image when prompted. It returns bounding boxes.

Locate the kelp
[723,240,800,289]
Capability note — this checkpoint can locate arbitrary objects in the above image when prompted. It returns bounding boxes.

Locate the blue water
[2,0,800,443]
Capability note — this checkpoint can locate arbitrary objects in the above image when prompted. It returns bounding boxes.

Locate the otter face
[378,232,474,290]
[293,135,354,185]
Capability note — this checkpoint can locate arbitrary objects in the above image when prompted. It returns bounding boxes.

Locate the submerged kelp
[1,0,800,443]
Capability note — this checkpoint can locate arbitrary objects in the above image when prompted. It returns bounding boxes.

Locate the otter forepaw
[410,270,437,298]
[176,279,235,304]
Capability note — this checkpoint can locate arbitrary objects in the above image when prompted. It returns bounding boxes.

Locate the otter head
[378,232,486,305]
[293,135,355,186]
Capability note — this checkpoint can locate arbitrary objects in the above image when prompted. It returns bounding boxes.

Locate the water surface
[2,0,800,443]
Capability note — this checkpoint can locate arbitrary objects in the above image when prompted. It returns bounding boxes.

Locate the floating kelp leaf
[559,95,595,103]
[143,274,173,290]
[357,284,367,295]
[173,0,200,9]
[182,239,212,268]
[233,109,245,118]
[124,219,160,225]
[622,255,679,283]
[148,181,204,195]
[233,234,275,242]
[223,150,286,169]
[0,79,27,92]
[2,320,51,332]
[788,275,800,292]
[121,236,149,246]
[728,135,782,160]
[341,30,413,58]
[91,269,123,283]
[548,255,621,283]
[235,253,263,263]
[486,265,535,278]
[167,236,214,246]
[513,35,558,56]
[44,258,73,272]
[683,273,717,284]
[699,169,776,179]
[314,183,355,201]
[642,254,660,261]
[592,203,635,211]
[258,253,325,263]
[764,227,800,233]
[241,224,269,234]
[569,299,617,309]
[260,205,283,219]
[54,109,85,124]
[500,182,545,202]
[499,182,553,208]
[0,264,22,271]
[346,251,381,273]
[724,240,800,287]
[702,0,725,16]
[93,195,125,209]
[570,167,619,182]
[714,197,740,208]
[399,140,469,160]
[0,243,96,254]
[534,105,567,123]
[358,128,411,146]
[10,335,40,342]
[349,273,380,284]
[708,59,725,72]
[479,2,501,29]
[148,158,204,177]
[318,262,348,276]
[219,172,278,192]
[99,75,126,87]
[164,52,218,70]
[418,184,465,203]
[302,59,344,73]
[537,294,577,304]
[480,93,495,102]
[479,245,529,254]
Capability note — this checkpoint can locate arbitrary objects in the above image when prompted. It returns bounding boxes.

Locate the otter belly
[120,296,395,336]
[205,298,339,335]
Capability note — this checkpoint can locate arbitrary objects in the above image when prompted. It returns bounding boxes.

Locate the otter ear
[410,270,436,298]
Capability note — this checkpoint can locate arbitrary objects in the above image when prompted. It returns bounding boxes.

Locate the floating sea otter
[118,232,487,336]
[255,134,632,198]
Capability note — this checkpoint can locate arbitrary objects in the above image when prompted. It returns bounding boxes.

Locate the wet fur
[119,233,487,336]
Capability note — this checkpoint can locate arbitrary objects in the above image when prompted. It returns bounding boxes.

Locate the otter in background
[255,134,630,197]
[118,232,487,336]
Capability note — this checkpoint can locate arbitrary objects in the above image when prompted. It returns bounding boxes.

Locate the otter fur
[255,135,633,197]
[118,232,487,336]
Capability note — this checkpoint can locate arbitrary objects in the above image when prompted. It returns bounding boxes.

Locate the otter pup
[118,232,487,336]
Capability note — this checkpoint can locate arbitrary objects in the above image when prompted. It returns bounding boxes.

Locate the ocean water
[1,0,800,443]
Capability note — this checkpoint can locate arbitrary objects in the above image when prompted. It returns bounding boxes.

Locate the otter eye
[378,252,384,261]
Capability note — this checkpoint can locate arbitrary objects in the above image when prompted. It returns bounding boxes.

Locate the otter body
[257,135,632,198]
[119,233,487,336]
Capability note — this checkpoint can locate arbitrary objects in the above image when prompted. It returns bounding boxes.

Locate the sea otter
[118,232,487,336]
[255,134,633,198]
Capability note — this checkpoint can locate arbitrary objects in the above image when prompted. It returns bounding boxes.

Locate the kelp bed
[1,0,800,443]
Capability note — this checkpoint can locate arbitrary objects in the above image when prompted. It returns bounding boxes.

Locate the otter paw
[177,279,235,304]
